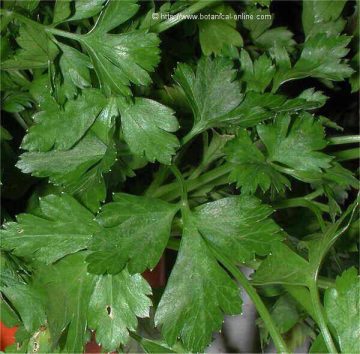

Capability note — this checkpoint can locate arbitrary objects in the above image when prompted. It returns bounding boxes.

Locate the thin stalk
[151,163,232,199]
[309,282,338,353]
[153,0,219,33]
[333,148,359,161]
[13,113,28,130]
[45,27,81,41]
[210,245,290,354]
[170,165,188,208]
[328,135,360,145]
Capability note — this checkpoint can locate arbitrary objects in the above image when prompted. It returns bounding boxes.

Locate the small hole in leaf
[106,305,112,317]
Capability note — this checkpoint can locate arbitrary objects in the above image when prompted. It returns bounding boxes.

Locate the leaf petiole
[208,244,290,354]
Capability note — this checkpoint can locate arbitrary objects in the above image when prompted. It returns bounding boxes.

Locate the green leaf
[1,23,57,70]
[70,0,105,21]
[88,270,152,351]
[17,131,116,212]
[324,267,360,354]
[255,27,295,51]
[131,334,177,353]
[38,252,152,352]
[78,0,159,95]
[53,0,71,23]
[273,33,353,90]
[270,295,299,334]
[38,253,96,352]
[226,113,332,194]
[302,0,346,37]
[240,50,275,93]
[198,5,243,56]
[1,91,33,113]
[253,200,358,287]
[1,284,46,333]
[57,42,92,99]
[0,194,100,263]
[193,195,283,263]
[86,193,178,274]
[155,210,242,352]
[173,57,242,135]
[118,97,179,164]
[22,89,106,152]
[252,243,312,286]
[257,113,332,172]
[242,6,272,39]
[226,130,290,194]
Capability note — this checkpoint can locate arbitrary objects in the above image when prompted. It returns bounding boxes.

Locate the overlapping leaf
[155,211,242,352]
[324,267,360,353]
[0,194,100,263]
[77,0,159,95]
[1,22,57,70]
[175,57,327,135]
[273,33,353,90]
[88,270,152,351]
[198,5,243,56]
[226,113,333,194]
[22,89,106,151]
[118,97,180,164]
[38,252,152,352]
[17,131,116,211]
[87,193,178,274]
[156,196,281,351]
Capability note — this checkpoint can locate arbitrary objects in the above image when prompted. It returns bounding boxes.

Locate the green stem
[328,135,360,145]
[152,163,232,200]
[209,246,290,354]
[170,166,188,208]
[153,0,219,33]
[13,113,28,130]
[45,27,81,41]
[309,282,338,353]
[333,147,359,161]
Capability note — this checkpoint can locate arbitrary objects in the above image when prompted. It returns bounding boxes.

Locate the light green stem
[333,148,359,161]
[153,0,219,33]
[209,245,290,354]
[170,166,188,208]
[309,282,338,353]
[328,135,360,145]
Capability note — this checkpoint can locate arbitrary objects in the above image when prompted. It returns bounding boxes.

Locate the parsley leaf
[324,267,360,354]
[155,210,242,352]
[38,252,152,352]
[118,97,180,164]
[198,5,243,56]
[57,42,92,99]
[78,0,160,95]
[22,89,106,151]
[252,243,312,286]
[225,131,290,194]
[302,0,346,36]
[226,113,332,194]
[173,57,242,136]
[88,270,152,351]
[17,131,116,211]
[1,23,57,70]
[193,196,283,263]
[86,193,178,274]
[258,113,331,172]
[240,50,275,93]
[0,284,46,334]
[273,33,354,90]
[0,194,100,263]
